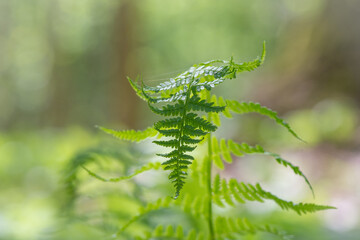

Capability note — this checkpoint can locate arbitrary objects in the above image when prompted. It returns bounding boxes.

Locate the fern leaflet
[214,216,291,240]
[225,100,303,141]
[135,225,203,240]
[119,193,208,235]
[97,126,158,142]
[212,137,314,196]
[118,197,173,234]
[212,175,335,215]
[82,162,162,182]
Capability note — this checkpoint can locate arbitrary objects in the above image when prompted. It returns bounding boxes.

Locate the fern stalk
[206,93,215,240]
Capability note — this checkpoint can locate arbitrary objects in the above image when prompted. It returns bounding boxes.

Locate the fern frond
[181,135,203,144]
[62,144,139,212]
[129,44,265,197]
[81,162,162,182]
[136,225,204,240]
[149,85,220,198]
[253,183,336,215]
[183,125,207,137]
[153,139,179,148]
[218,96,232,118]
[146,73,192,95]
[213,138,314,196]
[128,76,151,101]
[212,174,225,207]
[149,102,185,116]
[97,126,157,142]
[195,41,266,76]
[154,128,181,138]
[143,87,188,103]
[118,197,173,234]
[231,41,266,73]
[211,137,224,169]
[156,42,265,97]
[212,176,335,215]
[192,77,225,92]
[176,193,209,219]
[185,113,217,132]
[91,43,335,240]
[220,138,232,163]
[236,141,313,196]
[214,216,291,240]
[188,96,225,113]
[225,100,303,141]
[208,95,222,126]
[142,64,228,98]
[154,117,182,129]
[119,194,208,237]
[190,158,208,188]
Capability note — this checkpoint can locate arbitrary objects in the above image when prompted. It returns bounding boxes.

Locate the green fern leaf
[218,96,232,118]
[220,138,232,163]
[215,139,314,196]
[149,102,185,116]
[195,41,266,77]
[211,137,224,169]
[209,95,222,126]
[128,76,148,100]
[97,126,157,142]
[222,178,236,206]
[82,162,161,182]
[176,193,208,219]
[124,43,267,197]
[135,224,203,240]
[253,183,336,215]
[181,135,203,144]
[239,141,313,196]
[175,225,184,238]
[214,216,291,240]
[225,100,303,141]
[213,176,335,215]
[228,179,245,204]
[143,73,191,96]
[231,41,266,73]
[155,117,182,129]
[183,125,207,137]
[119,193,209,237]
[188,96,225,113]
[95,43,336,240]
[118,197,173,234]
[143,86,188,104]
[154,128,181,138]
[227,139,244,156]
[213,174,225,207]
[153,139,179,148]
[213,174,221,194]
[185,113,217,132]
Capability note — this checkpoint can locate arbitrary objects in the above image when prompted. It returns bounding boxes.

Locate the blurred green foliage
[1,0,359,239]
[0,0,333,129]
[1,128,359,239]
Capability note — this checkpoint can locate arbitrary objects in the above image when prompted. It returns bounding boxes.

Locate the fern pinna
[82,42,335,240]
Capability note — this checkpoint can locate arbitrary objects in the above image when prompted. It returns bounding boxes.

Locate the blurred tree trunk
[110,0,140,129]
[254,0,360,113]
[46,0,70,127]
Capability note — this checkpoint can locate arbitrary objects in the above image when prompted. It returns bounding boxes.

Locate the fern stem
[206,95,215,240]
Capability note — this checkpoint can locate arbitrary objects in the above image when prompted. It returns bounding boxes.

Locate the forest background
[0,0,359,239]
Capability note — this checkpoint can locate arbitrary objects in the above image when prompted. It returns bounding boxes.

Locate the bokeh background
[1,0,359,239]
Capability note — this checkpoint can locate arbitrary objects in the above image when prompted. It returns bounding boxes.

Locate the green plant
[84,43,335,239]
